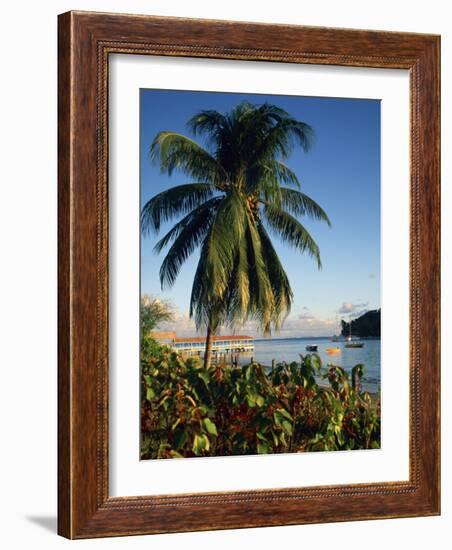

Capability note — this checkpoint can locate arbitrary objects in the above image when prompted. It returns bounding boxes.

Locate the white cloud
[297,310,315,321]
[278,314,335,337]
[159,310,335,338]
[338,301,369,315]
[159,313,199,336]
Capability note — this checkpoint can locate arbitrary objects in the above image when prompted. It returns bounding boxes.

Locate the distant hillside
[341,309,381,338]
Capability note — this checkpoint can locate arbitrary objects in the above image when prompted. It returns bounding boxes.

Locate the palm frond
[189,238,214,329]
[269,161,302,188]
[245,161,301,204]
[243,210,275,334]
[189,238,230,331]
[203,189,248,298]
[252,118,315,163]
[262,202,322,269]
[150,131,225,182]
[158,198,221,289]
[256,222,293,326]
[256,103,292,122]
[153,196,222,253]
[187,110,230,143]
[222,233,250,325]
[141,183,216,235]
[279,187,331,226]
[189,189,248,327]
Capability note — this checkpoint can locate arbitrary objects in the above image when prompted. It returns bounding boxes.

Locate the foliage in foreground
[140,337,380,459]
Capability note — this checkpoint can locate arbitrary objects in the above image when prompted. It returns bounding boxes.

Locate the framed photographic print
[58,11,440,538]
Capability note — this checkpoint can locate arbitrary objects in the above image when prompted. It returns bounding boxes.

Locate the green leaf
[203,418,218,436]
[198,369,210,387]
[270,429,279,446]
[169,450,184,458]
[245,365,253,381]
[173,428,188,450]
[246,392,257,407]
[172,418,181,430]
[257,440,270,454]
[281,420,293,435]
[146,387,155,400]
[275,408,292,421]
[311,354,322,372]
[192,434,205,455]
[256,395,265,407]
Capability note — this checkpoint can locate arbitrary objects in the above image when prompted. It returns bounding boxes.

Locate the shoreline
[253,336,381,342]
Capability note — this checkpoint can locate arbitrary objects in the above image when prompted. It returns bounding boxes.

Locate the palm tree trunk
[204,324,214,369]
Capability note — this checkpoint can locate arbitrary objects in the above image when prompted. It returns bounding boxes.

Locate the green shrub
[140,336,380,459]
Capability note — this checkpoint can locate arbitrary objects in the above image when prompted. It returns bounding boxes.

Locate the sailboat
[331,311,341,342]
[327,312,343,353]
[344,316,364,348]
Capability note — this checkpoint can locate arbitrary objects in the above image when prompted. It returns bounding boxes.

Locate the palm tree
[141,102,331,368]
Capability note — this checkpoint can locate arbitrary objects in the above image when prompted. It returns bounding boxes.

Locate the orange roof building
[151,332,254,355]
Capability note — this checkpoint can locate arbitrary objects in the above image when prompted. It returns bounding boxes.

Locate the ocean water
[224,337,381,393]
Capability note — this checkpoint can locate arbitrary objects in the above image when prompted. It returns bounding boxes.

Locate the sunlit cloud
[297,311,315,321]
[338,301,368,315]
[158,309,335,338]
[159,312,198,336]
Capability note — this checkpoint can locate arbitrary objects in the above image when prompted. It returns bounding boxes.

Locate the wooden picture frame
[58,11,440,539]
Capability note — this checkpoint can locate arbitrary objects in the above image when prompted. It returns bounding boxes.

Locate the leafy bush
[140,336,380,459]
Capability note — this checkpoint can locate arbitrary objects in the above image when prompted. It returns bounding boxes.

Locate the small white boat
[345,341,364,348]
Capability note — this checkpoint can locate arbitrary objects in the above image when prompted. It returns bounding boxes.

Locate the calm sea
[227,337,381,393]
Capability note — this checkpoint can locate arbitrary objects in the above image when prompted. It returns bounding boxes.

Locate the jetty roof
[174,335,253,343]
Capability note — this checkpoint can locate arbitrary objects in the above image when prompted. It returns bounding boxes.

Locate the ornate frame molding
[58,11,440,538]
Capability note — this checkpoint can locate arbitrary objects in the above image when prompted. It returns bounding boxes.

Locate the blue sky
[140,89,380,337]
